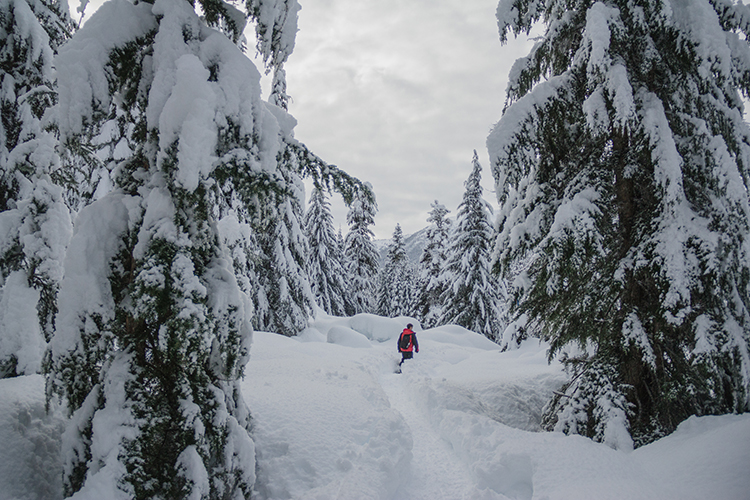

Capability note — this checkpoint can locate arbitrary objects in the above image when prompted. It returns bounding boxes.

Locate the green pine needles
[491,0,750,447]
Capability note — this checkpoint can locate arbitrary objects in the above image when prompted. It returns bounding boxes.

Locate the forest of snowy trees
[1,0,749,497]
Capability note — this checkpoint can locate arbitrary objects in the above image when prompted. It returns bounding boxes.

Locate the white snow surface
[245,313,750,500]
[1,312,749,499]
[0,271,43,374]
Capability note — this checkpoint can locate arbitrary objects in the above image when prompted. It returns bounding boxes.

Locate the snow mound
[296,327,326,343]
[420,324,500,350]
[401,337,565,433]
[634,414,750,500]
[308,312,420,343]
[348,313,420,342]
[326,326,372,348]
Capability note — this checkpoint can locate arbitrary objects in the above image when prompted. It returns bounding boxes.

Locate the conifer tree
[45,0,301,496]
[248,44,316,336]
[415,201,452,328]
[344,182,379,314]
[377,224,416,318]
[252,152,316,335]
[250,0,322,334]
[336,227,346,261]
[304,186,349,316]
[251,136,372,332]
[439,152,506,341]
[335,226,350,313]
[491,0,750,447]
[0,0,73,377]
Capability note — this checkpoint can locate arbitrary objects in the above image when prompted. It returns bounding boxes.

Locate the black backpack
[399,332,412,351]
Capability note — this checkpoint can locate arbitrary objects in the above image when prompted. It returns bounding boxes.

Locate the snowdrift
[1,312,748,499]
[0,375,64,500]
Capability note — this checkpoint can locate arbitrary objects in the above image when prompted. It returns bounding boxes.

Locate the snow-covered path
[379,369,477,500]
[242,315,750,500]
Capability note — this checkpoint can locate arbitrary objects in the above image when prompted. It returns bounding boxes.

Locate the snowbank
[326,325,372,348]
[310,312,420,344]
[419,323,501,350]
[349,313,420,342]
[634,414,750,500]
[402,337,566,433]
[0,375,65,500]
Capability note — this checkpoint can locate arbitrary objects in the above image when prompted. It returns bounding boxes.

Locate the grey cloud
[285,0,531,238]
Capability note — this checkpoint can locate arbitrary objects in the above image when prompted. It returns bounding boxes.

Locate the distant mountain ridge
[374,226,429,266]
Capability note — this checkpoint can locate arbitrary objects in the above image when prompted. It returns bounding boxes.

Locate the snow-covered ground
[1,313,749,499]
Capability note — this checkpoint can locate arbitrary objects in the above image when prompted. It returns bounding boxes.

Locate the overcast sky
[280,0,534,239]
[82,0,535,239]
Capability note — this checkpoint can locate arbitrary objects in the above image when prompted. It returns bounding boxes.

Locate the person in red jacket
[398,323,419,366]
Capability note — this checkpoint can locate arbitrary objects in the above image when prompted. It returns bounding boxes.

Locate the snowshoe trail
[379,369,478,500]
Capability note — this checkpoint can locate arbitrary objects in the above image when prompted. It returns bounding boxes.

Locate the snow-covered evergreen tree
[335,226,348,307]
[336,227,345,258]
[251,133,371,332]
[247,17,317,336]
[377,224,416,318]
[243,0,316,337]
[344,182,379,315]
[45,0,301,496]
[439,152,506,341]
[304,186,349,316]
[415,200,452,328]
[252,145,316,336]
[249,0,298,111]
[0,0,73,378]
[491,0,750,447]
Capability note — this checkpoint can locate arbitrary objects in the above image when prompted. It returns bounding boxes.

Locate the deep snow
[1,313,749,499]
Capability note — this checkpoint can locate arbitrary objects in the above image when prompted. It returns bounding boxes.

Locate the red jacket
[398,328,419,353]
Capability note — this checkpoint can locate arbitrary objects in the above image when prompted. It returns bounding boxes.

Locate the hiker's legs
[399,351,413,366]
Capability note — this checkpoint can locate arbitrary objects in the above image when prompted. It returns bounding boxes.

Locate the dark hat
[406,323,413,329]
